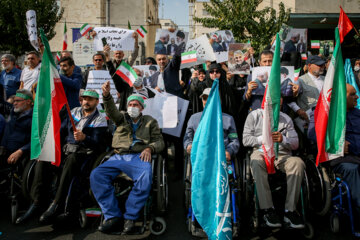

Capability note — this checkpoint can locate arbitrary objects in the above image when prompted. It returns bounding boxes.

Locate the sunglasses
[94,59,103,62]
[209,70,220,74]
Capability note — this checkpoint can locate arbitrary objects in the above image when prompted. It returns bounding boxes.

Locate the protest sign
[93,27,135,51]
[133,65,159,87]
[210,30,235,52]
[143,92,178,129]
[228,43,251,75]
[73,37,97,66]
[184,35,216,65]
[163,96,189,137]
[26,10,39,51]
[86,70,117,103]
[251,66,294,96]
[154,29,189,55]
[215,51,228,63]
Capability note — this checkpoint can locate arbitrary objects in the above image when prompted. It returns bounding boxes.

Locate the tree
[0,0,63,58]
[194,0,291,53]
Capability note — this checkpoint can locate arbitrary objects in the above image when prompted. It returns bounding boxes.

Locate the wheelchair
[184,153,241,238]
[241,149,314,239]
[0,156,35,224]
[85,150,168,236]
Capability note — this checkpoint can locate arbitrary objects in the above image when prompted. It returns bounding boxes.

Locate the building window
[165,23,170,26]
[202,9,209,15]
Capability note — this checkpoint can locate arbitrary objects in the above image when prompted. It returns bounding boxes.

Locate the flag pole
[65,103,77,131]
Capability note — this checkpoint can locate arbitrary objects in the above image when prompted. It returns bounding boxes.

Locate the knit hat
[127,94,146,109]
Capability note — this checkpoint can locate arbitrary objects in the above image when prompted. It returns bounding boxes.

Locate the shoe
[39,202,58,224]
[263,208,282,228]
[16,203,41,224]
[284,211,305,229]
[98,217,121,233]
[122,219,135,234]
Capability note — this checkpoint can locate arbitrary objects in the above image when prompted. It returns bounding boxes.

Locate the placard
[93,27,135,51]
[86,70,117,103]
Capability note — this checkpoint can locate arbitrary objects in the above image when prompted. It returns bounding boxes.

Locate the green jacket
[103,94,165,154]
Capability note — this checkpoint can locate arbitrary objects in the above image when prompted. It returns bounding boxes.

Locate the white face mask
[127,107,140,118]
[354,66,360,72]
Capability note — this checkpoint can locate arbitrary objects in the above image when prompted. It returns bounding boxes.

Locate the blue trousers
[333,162,360,208]
[90,153,152,220]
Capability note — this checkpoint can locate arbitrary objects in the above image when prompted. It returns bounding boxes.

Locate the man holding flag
[242,34,305,229]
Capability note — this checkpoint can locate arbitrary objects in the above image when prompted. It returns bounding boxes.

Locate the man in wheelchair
[90,81,165,234]
[16,89,108,224]
[0,89,33,168]
[184,88,240,162]
[243,97,305,229]
[309,83,360,224]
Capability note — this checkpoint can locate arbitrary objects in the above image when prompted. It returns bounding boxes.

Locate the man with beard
[16,90,108,225]
[155,31,169,55]
[0,89,33,168]
[284,33,300,53]
[0,54,21,100]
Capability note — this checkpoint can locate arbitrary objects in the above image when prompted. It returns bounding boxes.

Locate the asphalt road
[0,154,356,240]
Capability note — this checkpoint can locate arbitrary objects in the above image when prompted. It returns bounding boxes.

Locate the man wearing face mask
[90,82,164,234]
[288,55,325,124]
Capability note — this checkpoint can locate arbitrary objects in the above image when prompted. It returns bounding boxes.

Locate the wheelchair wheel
[11,199,18,224]
[330,213,340,233]
[184,155,191,209]
[149,217,166,235]
[21,160,37,200]
[79,209,88,229]
[156,155,167,214]
[301,222,315,239]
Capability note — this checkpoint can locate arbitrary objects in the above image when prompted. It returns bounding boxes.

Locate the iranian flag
[63,21,68,50]
[301,53,307,60]
[136,25,147,38]
[31,29,68,167]
[181,50,197,64]
[338,6,354,43]
[294,68,301,82]
[261,33,281,174]
[80,23,93,37]
[115,61,138,87]
[56,51,61,61]
[311,40,320,49]
[314,27,347,166]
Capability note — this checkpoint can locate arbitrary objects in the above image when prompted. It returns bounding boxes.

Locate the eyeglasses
[209,70,220,74]
[94,59,103,62]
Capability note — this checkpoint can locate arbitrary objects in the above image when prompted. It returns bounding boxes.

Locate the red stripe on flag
[314,91,329,165]
[136,29,144,38]
[116,70,133,87]
[181,58,197,64]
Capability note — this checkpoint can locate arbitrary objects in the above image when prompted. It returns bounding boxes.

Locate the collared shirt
[0,67,22,98]
[20,63,41,90]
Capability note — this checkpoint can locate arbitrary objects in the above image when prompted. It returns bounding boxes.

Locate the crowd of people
[0,28,360,236]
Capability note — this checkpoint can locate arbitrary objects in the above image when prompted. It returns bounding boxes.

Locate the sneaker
[263,208,282,228]
[284,211,305,229]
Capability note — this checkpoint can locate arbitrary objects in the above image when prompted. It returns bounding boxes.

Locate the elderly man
[90,81,164,234]
[155,31,169,55]
[288,55,326,124]
[16,90,108,225]
[20,51,41,92]
[112,32,139,68]
[0,89,33,167]
[167,38,178,56]
[0,54,22,100]
[243,98,305,229]
[308,84,360,221]
[284,33,300,53]
[184,88,240,161]
[104,45,155,111]
[59,57,83,109]
[233,50,250,73]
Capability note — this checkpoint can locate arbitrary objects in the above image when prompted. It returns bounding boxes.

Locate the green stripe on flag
[140,25,147,33]
[182,50,197,56]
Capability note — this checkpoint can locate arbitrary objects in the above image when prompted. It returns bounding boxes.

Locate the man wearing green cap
[90,81,164,234]
[0,89,33,167]
[16,89,108,225]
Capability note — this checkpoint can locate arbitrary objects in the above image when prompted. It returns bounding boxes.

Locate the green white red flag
[115,61,138,87]
[314,27,347,166]
[31,29,68,167]
[63,21,67,50]
[56,51,61,61]
[294,68,301,82]
[136,25,147,38]
[301,53,307,60]
[261,33,281,174]
[311,40,320,49]
[80,23,93,37]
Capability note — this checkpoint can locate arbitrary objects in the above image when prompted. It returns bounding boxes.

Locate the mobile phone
[101,37,107,46]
